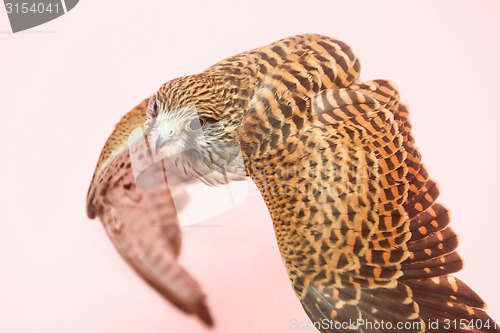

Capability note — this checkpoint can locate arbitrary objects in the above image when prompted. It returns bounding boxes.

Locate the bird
[86,99,214,325]
[87,34,499,332]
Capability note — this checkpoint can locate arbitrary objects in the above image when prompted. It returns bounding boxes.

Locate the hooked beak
[155,124,176,153]
[155,133,175,153]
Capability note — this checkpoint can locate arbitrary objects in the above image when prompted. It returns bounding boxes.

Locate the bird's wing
[352,80,499,333]
[242,78,499,332]
[86,99,213,326]
[238,35,498,332]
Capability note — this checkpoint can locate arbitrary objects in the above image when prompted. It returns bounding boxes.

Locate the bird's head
[145,74,246,184]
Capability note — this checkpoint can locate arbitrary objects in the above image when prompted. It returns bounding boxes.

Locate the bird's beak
[155,133,174,153]
[155,123,176,153]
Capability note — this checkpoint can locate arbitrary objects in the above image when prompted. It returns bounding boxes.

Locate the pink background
[1,1,499,332]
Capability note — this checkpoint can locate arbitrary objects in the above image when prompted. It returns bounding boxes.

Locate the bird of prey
[87,34,499,332]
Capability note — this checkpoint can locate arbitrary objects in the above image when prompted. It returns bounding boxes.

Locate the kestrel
[87,34,499,332]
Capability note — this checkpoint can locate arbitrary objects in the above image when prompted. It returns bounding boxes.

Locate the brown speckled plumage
[87,34,498,332]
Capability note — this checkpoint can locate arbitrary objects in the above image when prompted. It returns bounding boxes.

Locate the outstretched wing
[246,83,499,332]
[354,80,499,333]
[86,99,213,326]
[239,36,498,332]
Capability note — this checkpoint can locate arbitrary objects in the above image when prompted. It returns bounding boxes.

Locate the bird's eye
[147,96,160,118]
[187,118,205,131]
